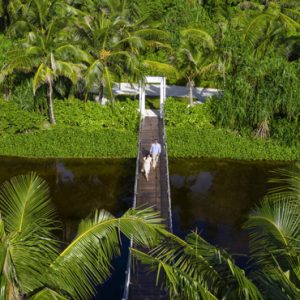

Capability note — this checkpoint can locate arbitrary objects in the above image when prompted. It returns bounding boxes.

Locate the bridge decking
[128,115,171,300]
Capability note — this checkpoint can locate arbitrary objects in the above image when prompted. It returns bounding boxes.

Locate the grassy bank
[167,127,299,161]
[0,98,299,161]
[165,99,300,161]
[0,98,138,158]
[0,128,137,158]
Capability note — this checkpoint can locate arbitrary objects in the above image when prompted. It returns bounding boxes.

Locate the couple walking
[143,139,161,181]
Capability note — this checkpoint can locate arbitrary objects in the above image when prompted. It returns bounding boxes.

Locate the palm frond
[0,173,57,235]
[55,45,94,64]
[135,29,170,42]
[244,197,300,272]
[131,248,218,300]
[29,288,69,300]
[133,230,262,300]
[0,173,58,294]
[49,207,164,299]
[53,60,85,84]
[181,29,215,49]
[268,163,300,200]
[85,59,102,90]
[33,63,53,93]
[143,60,179,80]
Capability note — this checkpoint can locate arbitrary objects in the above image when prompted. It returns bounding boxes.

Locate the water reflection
[169,159,290,258]
[0,157,135,300]
[0,156,292,298]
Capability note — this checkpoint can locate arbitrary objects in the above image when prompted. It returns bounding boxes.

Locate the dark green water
[0,157,291,299]
[169,159,290,259]
[0,157,135,300]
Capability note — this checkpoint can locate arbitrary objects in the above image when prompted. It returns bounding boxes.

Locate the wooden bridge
[122,110,172,300]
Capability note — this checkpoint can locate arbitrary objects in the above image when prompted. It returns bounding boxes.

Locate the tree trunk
[98,81,104,104]
[188,79,194,106]
[47,80,56,124]
[0,0,10,31]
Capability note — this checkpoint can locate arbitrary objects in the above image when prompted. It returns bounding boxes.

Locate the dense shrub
[210,53,300,140]
[165,98,213,128]
[0,98,138,158]
[0,128,137,158]
[271,119,300,146]
[0,34,12,68]
[0,99,44,134]
[167,127,300,161]
[165,99,300,161]
[55,99,139,131]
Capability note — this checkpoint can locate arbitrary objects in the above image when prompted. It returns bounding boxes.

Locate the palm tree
[177,28,216,106]
[242,163,300,298]
[243,2,300,58]
[132,230,262,300]
[66,0,173,104]
[133,163,300,299]
[0,173,165,299]
[1,16,89,124]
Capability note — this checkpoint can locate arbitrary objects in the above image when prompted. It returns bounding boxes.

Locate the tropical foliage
[0,98,138,158]
[133,162,300,299]
[0,173,165,299]
[0,0,299,156]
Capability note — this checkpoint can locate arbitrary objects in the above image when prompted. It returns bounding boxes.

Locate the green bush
[271,119,300,146]
[54,99,139,131]
[0,99,44,134]
[165,99,300,161]
[0,98,138,158]
[0,34,12,68]
[165,98,213,128]
[167,127,300,161]
[12,78,38,111]
[0,128,137,158]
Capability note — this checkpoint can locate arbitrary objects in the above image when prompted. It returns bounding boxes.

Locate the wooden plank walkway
[127,115,171,300]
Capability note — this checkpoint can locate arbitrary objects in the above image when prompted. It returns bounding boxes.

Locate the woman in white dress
[143,153,152,181]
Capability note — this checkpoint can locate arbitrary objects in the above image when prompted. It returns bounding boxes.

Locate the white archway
[139,76,166,118]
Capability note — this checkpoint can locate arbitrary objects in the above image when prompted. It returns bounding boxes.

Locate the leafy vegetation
[0,0,299,158]
[0,98,138,158]
[133,163,300,299]
[165,99,300,161]
[0,173,165,299]
[167,127,300,161]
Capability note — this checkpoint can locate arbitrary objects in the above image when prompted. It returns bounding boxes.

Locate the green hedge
[0,128,137,158]
[167,127,300,161]
[0,34,12,68]
[1,97,299,161]
[55,99,139,131]
[0,98,138,158]
[165,99,300,161]
[0,99,44,134]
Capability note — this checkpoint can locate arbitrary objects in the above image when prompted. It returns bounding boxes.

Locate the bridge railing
[122,118,142,300]
[162,115,173,232]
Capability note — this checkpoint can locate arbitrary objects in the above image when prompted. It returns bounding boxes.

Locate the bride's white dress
[143,156,152,177]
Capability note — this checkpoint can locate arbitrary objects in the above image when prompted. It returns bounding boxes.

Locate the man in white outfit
[150,139,161,169]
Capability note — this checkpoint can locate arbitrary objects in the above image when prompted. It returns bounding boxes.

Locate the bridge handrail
[122,117,142,300]
[162,115,173,232]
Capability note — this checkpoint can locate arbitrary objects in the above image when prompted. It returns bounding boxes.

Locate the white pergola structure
[139,76,166,118]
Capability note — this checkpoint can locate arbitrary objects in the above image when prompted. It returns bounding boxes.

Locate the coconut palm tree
[243,1,300,58]
[66,0,173,103]
[177,28,217,106]
[133,163,300,299]
[1,16,89,124]
[0,173,165,299]
[132,229,262,300]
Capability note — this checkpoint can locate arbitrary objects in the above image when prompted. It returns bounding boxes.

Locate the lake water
[0,157,290,299]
